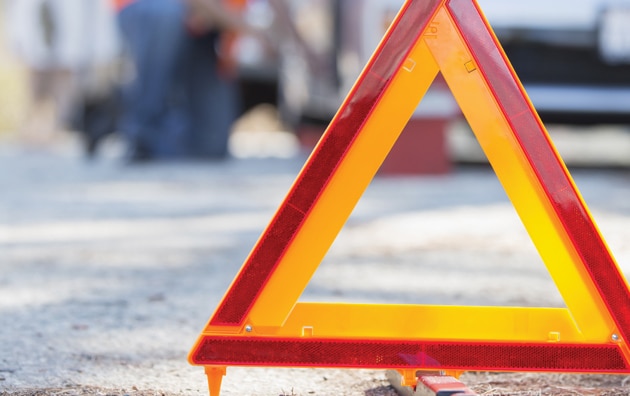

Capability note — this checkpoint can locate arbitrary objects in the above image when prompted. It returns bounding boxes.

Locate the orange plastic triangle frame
[189,0,630,392]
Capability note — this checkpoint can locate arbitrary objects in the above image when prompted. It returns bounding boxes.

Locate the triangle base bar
[191,336,630,373]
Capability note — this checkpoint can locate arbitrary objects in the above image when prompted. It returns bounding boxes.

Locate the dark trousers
[118,0,238,159]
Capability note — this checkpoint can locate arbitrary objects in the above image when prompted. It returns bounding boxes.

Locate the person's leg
[183,32,240,159]
[117,0,188,160]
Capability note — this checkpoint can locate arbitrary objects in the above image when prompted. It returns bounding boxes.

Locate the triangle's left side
[189,0,444,358]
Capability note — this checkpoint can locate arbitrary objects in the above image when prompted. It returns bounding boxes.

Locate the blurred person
[112,0,267,162]
[3,0,120,144]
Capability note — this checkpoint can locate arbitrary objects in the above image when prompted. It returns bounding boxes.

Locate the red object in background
[296,118,452,176]
[379,117,452,175]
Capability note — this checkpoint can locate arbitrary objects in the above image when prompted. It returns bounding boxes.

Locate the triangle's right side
[429,0,630,359]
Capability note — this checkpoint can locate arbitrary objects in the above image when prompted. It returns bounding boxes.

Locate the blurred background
[0,0,630,166]
[2,3,630,394]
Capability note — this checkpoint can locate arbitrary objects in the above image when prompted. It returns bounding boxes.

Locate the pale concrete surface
[1,130,630,395]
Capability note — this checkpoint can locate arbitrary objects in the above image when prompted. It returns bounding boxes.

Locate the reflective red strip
[447,0,630,345]
[210,0,444,327]
[191,336,630,373]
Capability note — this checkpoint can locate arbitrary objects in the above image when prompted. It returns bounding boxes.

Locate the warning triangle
[189,0,630,393]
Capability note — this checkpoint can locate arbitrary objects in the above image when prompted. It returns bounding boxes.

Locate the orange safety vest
[216,0,247,76]
[111,0,135,11]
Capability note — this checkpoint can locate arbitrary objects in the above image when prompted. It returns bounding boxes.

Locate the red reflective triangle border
[191,0,630,373]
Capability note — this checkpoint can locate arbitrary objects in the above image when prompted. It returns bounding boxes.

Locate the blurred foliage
[0,10,30,136]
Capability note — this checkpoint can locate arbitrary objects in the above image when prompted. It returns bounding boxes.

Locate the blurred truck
[234,0,630,127]
[480,0,630,124]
